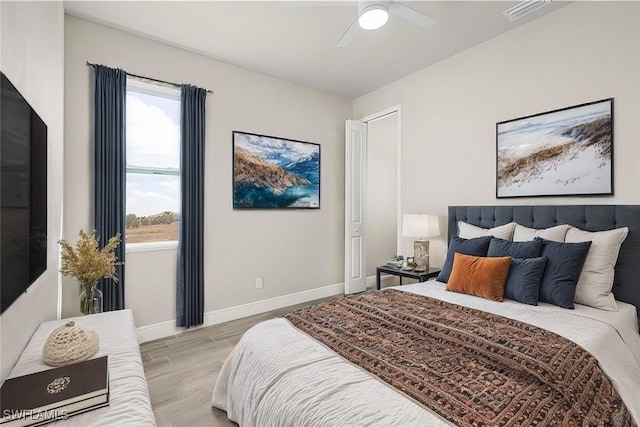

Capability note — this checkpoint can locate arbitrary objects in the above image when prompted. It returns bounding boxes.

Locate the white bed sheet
[212,283,640,426]
[8,309,156,427]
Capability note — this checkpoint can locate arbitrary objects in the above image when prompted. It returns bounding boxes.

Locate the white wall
[366,114,398,276]
[63,16,351,331]
[0,2,64,381]
[353,2,640,266]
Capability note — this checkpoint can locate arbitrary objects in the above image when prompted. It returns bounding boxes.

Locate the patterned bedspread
[284,289,635,426]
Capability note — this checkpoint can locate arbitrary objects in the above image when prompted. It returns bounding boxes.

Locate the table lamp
[402,214,440,272]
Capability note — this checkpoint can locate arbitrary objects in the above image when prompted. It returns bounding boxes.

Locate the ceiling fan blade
[388,2,437,30]
[336,15,360,48]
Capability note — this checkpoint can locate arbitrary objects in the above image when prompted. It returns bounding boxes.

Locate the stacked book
[0,356,109,426]
[386,259,403,268]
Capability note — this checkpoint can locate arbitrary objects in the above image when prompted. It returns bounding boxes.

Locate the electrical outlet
[256,277,263,289]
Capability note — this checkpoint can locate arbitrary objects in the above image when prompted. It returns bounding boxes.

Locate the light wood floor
[140,298,334,427]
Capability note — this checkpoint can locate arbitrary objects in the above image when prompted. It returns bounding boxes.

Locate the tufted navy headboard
[448,205,640,323]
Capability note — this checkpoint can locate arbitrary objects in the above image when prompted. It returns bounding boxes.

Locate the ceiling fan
[336,0,438,48]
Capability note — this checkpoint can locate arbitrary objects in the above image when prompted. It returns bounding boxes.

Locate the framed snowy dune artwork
[233,131,320,209]
[496,98,613,198]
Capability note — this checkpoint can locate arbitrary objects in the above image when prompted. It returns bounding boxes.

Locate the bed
[212,205,640,426]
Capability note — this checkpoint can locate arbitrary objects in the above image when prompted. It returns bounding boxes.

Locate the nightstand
[376,265,441,290]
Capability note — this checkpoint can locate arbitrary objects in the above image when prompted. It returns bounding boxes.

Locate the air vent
[503,0,552,22]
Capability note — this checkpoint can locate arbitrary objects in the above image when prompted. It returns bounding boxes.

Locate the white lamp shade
[358,5,389,30]
[402,214,440,238]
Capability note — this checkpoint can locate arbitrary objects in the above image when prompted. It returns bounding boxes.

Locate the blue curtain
[93,65,127,311]
[177,85,207,328]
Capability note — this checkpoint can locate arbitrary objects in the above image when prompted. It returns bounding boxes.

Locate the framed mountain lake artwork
[233,131,320,209]
[496,98,613,198]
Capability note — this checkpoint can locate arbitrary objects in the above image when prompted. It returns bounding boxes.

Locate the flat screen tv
[1,72,47,314]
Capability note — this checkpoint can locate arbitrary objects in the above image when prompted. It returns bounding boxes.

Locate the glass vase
[80,285,103,315]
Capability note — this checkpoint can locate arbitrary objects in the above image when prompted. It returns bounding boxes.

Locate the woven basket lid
[43,321,99,366]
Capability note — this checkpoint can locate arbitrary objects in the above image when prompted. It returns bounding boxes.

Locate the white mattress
[8,309,156,426]
[212,283,640,426]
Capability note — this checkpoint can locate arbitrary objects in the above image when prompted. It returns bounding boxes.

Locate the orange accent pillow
[445,253,512,302]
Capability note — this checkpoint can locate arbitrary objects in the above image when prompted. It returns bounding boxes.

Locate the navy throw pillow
[437,236,492,283]
[537,238,592,309]
[487,237,542,259]
[504,257,547,306]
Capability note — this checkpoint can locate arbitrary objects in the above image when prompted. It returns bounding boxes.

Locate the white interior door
[366,112,399,280]
[344,119,367,294]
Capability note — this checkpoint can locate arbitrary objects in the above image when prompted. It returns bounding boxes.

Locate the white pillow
[513,224,569,243]
[565,226,629,311]
[458,221,516,240]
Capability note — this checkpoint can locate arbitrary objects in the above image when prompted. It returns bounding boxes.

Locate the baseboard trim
[136,282,345,343]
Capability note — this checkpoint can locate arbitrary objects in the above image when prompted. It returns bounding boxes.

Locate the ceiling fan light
[358,5,389,30]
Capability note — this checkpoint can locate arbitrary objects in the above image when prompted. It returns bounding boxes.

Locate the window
[125,79,181,247]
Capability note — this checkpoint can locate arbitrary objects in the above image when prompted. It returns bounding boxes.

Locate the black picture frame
[233,131,320,209]
[496,98,613,198]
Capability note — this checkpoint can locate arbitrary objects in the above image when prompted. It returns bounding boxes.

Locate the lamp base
[414,240,430,271]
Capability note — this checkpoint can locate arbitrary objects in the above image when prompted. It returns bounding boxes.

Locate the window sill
[126,241,178,253]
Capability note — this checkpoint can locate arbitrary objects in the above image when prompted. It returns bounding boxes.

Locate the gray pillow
[487,237,542,259]
[537,238,592,309]
[504,257,547,306]
[513,224,569,243]
[458,221,516,241]
[565,226,629,311]
[437,236,491,283]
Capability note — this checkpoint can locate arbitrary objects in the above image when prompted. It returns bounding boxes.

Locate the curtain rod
[86,62,212,93]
